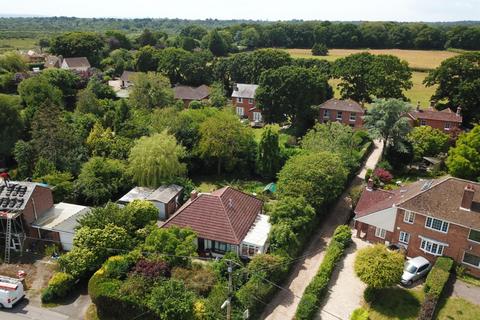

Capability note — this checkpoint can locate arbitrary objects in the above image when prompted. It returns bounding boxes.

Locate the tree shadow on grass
[370,287,421,319]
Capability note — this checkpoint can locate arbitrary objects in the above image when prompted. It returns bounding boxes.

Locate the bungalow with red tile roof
[162,186,271,258]
[354,177,480,277]
[318,98,365,129]
[407,103,462,134]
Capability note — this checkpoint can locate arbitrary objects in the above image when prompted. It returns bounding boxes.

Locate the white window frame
[248,98,254,104]
[403,211,415,224]
[349,112,356,122]
[419,236,447,256]
[253,112,262,122]
[336,111,343,121]
[237,97,243,103]
[420,119,427,126]
[375,227,386,239]
[399,231,410,244]
[468,229,480,244]
[425,216,449,233]
[444,122,451,130]
[323,109,330,118]
[462,251,480,269]
[236,106,244,117]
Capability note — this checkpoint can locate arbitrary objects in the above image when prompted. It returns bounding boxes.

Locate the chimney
[460,184,475,211]
[228,199,233,208]
[367,178,374,191]
[190,190,198,201]
[233,83,238,91]
[416,101,420,111]
[456,107,462,117]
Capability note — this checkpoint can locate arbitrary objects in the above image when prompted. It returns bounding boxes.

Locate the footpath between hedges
[261,140,383,320]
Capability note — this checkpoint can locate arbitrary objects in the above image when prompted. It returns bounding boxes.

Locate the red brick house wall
[411,119,461,134]
[231,97,262,122]
[319,108,364,128]
[390,208,480,277]
[22,186,54,239]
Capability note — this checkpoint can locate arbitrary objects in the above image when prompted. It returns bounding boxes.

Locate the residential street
[261,140,383,320]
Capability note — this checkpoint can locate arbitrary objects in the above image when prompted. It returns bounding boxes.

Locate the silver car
[401,256,431,286]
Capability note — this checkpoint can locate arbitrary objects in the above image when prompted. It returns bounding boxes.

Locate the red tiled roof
[319,98,364,113]
[409,108,462,123]
[162,187,263,245]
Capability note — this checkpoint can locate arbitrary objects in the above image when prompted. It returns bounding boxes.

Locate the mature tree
[49,32,105,66]
[0,95,23,161]
[256,125,282,179]
[354,244,404,289]
[334,53,412,103]
[311,43,328,56]
[40,68,80,101]
[269,222,300,257]
[147,279,195,320]
[424,53,480,125]
[180,25,208,40]
[128,131,187,188]
[18,76,63,116]
[407,126,450,161]
[145,226,197,267]
[38,38,50,52]
[38,171,74,203]
[208,82,228,108]
[58,247,98,279]
[75,88,102,116]
[157,48,212,86]
[206,30,228,56]
[136,29,164,47]
[240,27,260,49]
[101,48,134,76]
[269,196,316,235]
[0,51,27,73]
[134,45,160,72]
[414,26,446,50]
[256,65,332,136]
[129,72,173,109]
[105,30,131,50]
[277,151,348,210]
[75,157,128,205]
[198,111,256,174]
[446,125,480,180]
[364,99,412,154]
[13,140,35,178]
[301,122,364,171]
[86,77,116,100]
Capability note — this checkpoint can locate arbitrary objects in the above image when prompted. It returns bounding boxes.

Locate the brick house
[162,186,271,258]
[318,98,365,128]
[231,83,263,125]
[407,104,462,134]
[354,177,480,276]
[174,85,210,107]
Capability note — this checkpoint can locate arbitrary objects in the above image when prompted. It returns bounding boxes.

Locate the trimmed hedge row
[418,257,454,320]
[41,272,75,303]
[295,225,352,320]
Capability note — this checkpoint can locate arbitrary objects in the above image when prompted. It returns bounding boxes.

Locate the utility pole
[227,260,232,320]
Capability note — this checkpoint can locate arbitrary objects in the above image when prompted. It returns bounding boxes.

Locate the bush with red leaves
[373,168,393,184]
[131,259,171,279]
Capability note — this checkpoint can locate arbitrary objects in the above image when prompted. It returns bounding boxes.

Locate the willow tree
[128,131,186,188]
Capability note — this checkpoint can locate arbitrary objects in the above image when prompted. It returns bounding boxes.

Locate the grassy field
[286,48,459,70]
[436,297,480,320]
[0,38,38,53]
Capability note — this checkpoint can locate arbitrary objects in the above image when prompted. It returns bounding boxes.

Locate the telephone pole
[227,260,232,320]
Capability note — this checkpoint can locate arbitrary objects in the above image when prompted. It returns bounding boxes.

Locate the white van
[0,276,25,308]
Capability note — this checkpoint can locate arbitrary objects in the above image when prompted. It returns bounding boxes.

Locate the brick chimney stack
[190,190,198,201]
[456,107,462,117]
[367,178,374,191]
[460,184,475,211]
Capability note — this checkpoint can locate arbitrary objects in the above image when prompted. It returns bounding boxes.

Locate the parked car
[401,256,431,286]
[0,276,25,308]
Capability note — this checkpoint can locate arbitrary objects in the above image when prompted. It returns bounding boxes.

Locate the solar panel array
[0,184,27,211]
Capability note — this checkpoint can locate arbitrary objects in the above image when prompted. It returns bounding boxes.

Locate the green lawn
[0,37,39,53]
[191,174,268,194]
[457,274,480,287]
[366,287,424,320]
[436,297,480,320]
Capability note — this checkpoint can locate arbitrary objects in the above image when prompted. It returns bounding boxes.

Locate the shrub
[247,253,289,284]
[103,255,134,279]
[332,225,352,248]
[376,160,393,172]
[423,257,453,298]
[58,247,99,279]
[131,258,171,279]
[350,307,369,320]
[373,168,393,184]
[41,272,75,303]
[172,266,216,296]
[311,43,328,56]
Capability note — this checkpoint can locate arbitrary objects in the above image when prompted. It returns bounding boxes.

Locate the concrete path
[451,279,480,305]
[261,140,383,320]
[315,234,369,320]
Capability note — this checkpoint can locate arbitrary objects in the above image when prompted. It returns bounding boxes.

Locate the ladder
[4,217,11,264]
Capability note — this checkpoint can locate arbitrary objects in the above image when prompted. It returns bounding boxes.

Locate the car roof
[407,256,430,267]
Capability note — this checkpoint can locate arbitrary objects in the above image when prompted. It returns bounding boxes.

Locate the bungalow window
[237,97,243,103]
[241,244,259,257]
[350,113,356,122]
[444,122,451,130]
[468,229,480,243]
[425,216,449,233]
[236,106,244,117]
[375,227,386,239]
[248,98,254,104]
[336,111,343,121]
[403,211,415,224]
[399,231,410,244]
[253,112,262,122]
[463,252,480,268]
[420,119,427,126]
[420,237,446,256]
[323,109,330,118]
[214,241,233,253]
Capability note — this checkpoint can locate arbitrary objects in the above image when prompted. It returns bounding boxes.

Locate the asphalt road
[1,299,69,320]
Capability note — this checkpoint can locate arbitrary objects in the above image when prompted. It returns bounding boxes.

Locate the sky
[1,0,479,21]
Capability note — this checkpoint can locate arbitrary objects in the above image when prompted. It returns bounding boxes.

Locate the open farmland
[285,48,459,70]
